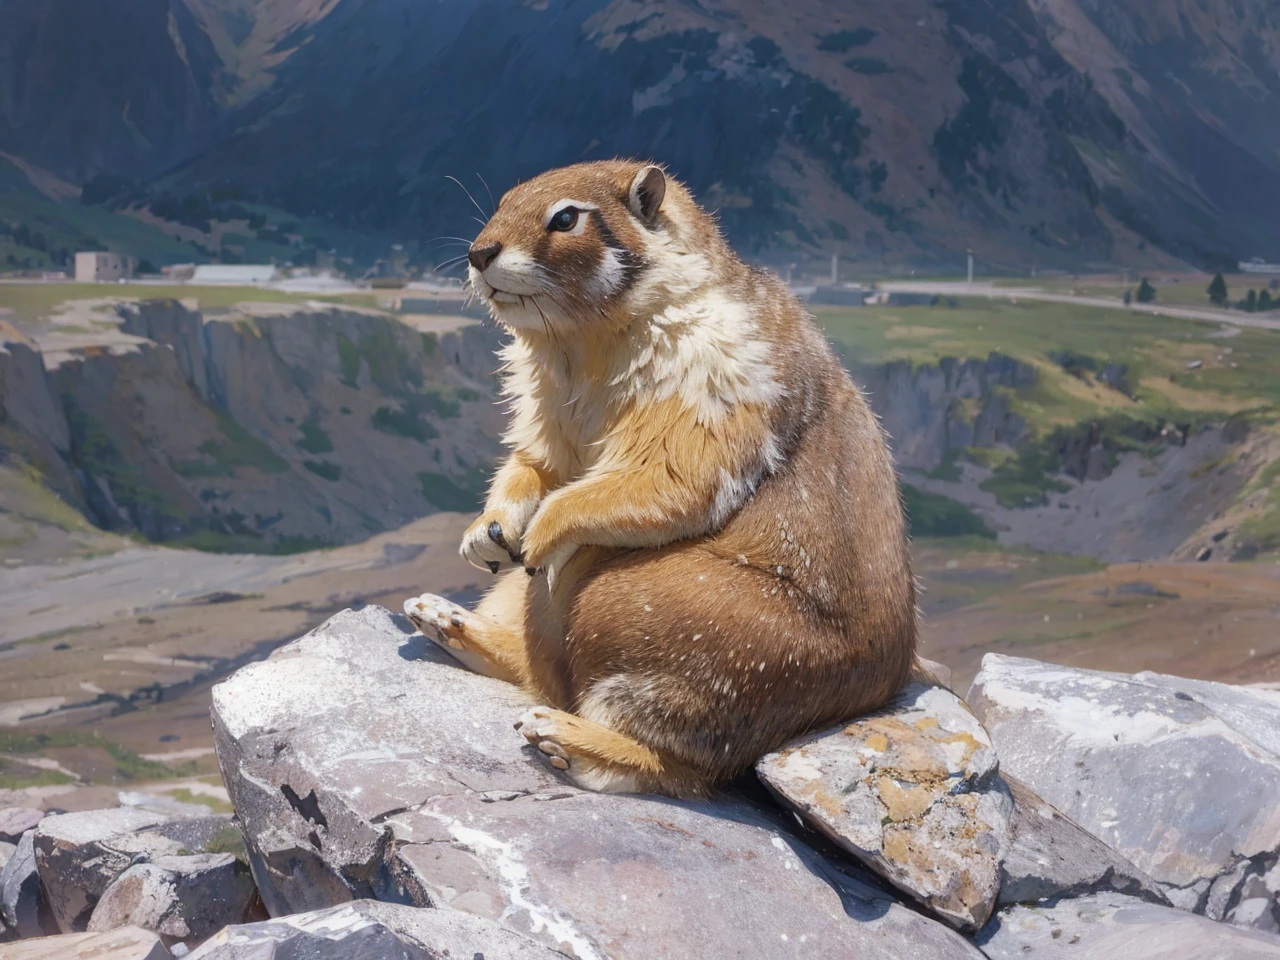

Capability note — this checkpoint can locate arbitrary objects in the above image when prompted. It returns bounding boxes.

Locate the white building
[1239,259,1280,275]
[75,252,133,283]
[190,264,280,285]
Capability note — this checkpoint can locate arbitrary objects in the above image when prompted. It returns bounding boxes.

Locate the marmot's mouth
[473,277,524,305]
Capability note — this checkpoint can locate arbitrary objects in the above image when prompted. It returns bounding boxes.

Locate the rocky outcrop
[0,322,68,457]
[33,807,236,933]
[0,808,44,844]
[758,681,1012,931]
[8,610,1280,957]
[187,900,567,959]
[997,774,1167,907]
[969,654,1280,933]
[0,925,172,959]
[978,893,1280,959]
[1,830,58,940]
[210,605,982,958]
[87,854,257,945]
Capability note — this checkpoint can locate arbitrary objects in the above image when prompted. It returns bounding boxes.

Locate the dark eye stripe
[595,216,644,291]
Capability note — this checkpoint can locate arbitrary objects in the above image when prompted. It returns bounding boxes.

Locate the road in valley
[876,281,1280,333]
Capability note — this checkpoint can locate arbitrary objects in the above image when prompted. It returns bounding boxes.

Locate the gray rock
[1,830,58,940]
[0,808,45,845]
[969,654,1280,931]
[757,681,1011,931]
[33,807,236,933]
[187,899,565,959]
[0,841,15,870]
[0,924,173,959]
[212,605,983,959]
[999,773,1168,907]
[978,892,1280,958]
[88,854,257,944]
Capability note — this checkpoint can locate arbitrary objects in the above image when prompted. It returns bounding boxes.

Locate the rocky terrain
[4,605,1280,957]
[3,1,1280,270]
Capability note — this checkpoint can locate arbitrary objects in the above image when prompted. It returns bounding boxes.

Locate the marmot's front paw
[460,512,525,573]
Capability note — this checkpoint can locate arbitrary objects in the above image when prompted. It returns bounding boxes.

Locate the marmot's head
[467,160,724,332]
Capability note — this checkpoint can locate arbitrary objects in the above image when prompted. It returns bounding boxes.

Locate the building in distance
[190,264,281,285]
[75,251,134,283]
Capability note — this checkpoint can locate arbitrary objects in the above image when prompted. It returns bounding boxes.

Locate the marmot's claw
[487,522,523,564]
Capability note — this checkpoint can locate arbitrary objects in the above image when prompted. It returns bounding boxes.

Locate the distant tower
[831,252,839,285]
[967,249,974,285]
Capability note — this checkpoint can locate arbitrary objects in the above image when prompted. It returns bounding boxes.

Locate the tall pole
[831,252,839,285]
[967,250,974,285]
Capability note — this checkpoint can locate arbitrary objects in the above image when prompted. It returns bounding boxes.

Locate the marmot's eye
[549,207,579,232]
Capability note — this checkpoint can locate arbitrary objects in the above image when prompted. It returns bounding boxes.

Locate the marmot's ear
[629,165,666,226]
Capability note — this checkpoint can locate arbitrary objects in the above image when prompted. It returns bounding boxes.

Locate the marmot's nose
[468,242,502,271]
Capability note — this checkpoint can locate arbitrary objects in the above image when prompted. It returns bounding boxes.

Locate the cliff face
[849,353,1036,472]
[2,302,506,550]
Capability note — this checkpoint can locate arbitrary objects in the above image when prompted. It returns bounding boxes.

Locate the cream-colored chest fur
[501,284,783,480]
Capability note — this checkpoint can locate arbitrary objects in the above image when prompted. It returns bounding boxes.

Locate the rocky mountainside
[1,0,1278,269]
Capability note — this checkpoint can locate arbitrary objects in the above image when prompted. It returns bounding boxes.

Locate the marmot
[405,160,917,799]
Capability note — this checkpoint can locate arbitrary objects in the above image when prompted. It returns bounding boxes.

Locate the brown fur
[406,160,917,798]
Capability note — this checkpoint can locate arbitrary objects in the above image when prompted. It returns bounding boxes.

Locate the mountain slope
[3,0,1279,269]
[1031,0,1280,265]
[0,0,229,181]
[161,0,1280,269]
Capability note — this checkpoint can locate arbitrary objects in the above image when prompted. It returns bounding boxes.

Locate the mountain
[2,0,1279,270]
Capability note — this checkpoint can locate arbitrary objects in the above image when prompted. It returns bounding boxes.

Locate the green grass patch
[901,484,995,538]
[303,459,341,482]
[372,404,438,442]
[926,449,964,482]
[817,27,877,52]
[167,529,330,554]
[0,730,194,782]
[202,825,249,863]
[336,329,421,393]
[166,788,234,815]
[417,468,490,512]
[0,762,76,790]
[979,448,1072,507]
[296,420,334,454]
[62,397,183,518]
[196,414,288,475]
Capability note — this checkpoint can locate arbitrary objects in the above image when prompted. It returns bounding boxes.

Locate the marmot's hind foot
[514,705,709,798]
[514,706,572,770]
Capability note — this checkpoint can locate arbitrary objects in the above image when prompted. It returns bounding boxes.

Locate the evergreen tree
[1136,278,1156,303]
[1245,289,1258,312]
[1123,289,1132,306]
[1207,272,1229,306]
[1260,289,1274,311]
